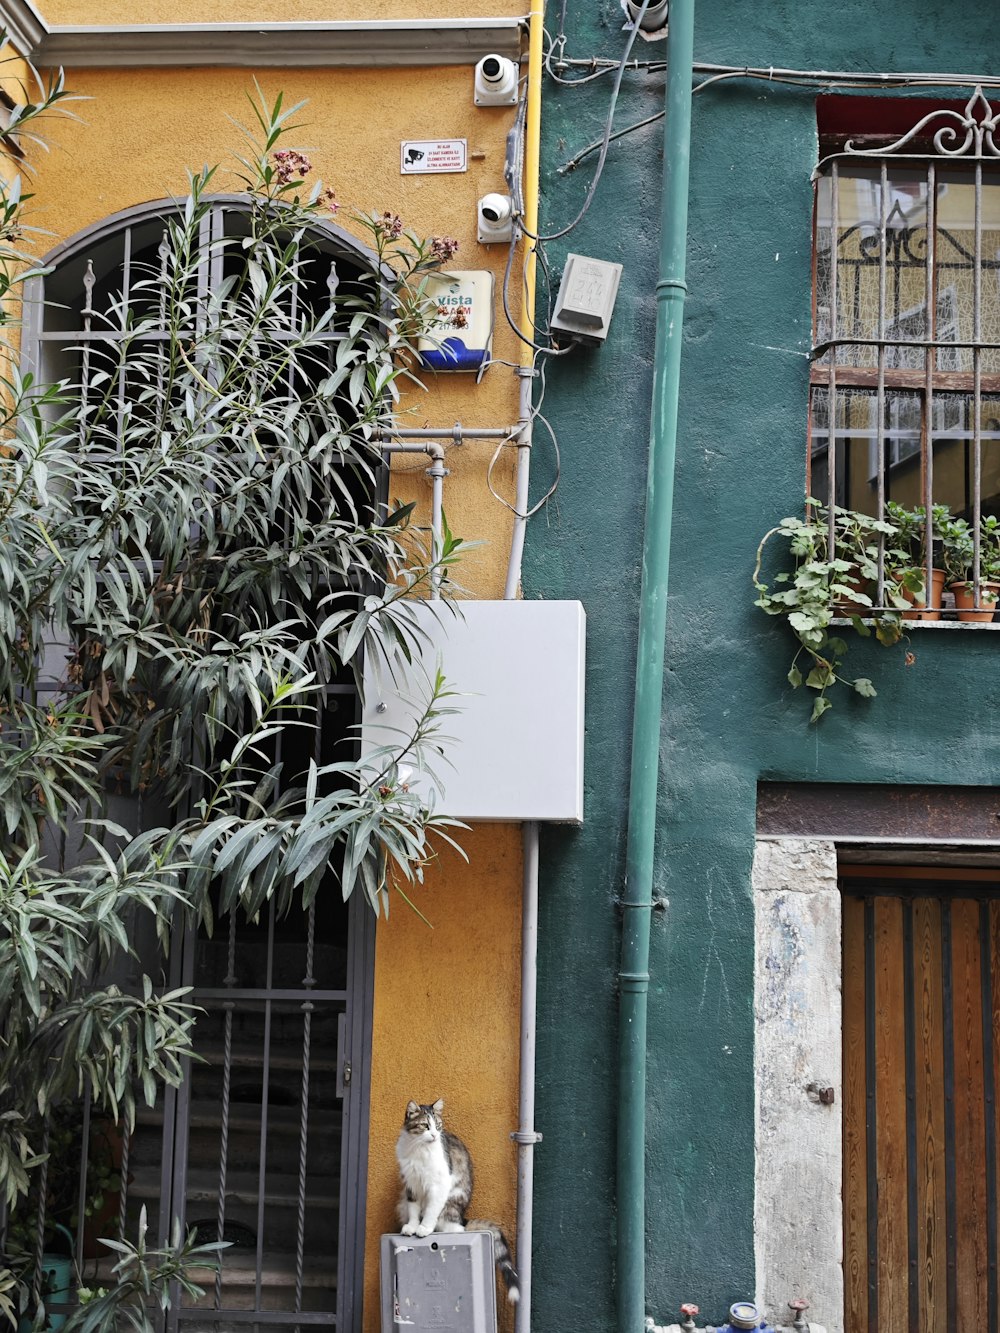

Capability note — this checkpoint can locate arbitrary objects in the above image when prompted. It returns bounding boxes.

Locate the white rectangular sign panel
[400,139,468,174]
[361,600,586,824]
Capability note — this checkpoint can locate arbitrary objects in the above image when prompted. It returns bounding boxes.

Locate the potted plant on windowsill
[885,500,949,621]
[753,499,917,721]
[945,512,1000,621]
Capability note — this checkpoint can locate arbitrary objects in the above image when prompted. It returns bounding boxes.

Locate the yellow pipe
[502,0,543,600]
[520,0,543,362]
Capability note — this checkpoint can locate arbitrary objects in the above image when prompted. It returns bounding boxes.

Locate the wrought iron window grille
[810,87,1000,619]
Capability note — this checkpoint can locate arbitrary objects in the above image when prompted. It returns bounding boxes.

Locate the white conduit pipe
[513,820,541,1333]
[383,411,540,1321]
[503,368,535,602]
[379,441,447,600]
[501,371,540,1333]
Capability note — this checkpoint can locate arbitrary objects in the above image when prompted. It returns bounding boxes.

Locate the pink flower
[272,148,313,184]
[320,186,339,215]
[680,1305,700,1318]
[430,236,460,263]
[379,211,404,240]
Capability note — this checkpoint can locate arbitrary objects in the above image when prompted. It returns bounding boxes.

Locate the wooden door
[843,881,1000,1333]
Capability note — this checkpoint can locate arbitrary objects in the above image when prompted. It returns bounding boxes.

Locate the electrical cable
[524,0,653,241]
[501,225,572,356]
[485,355,560,519]
[549,54,1000,89]
[560,109,666,174]
[557,65,1000,174]
[527,240,554,336]
[544,29,627,86]
[497,89,560,354]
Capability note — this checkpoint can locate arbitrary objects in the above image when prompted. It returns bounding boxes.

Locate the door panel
[843,884,1000,1333]
[116,888,373,1333]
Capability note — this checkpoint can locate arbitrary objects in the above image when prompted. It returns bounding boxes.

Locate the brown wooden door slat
[913,897,946,1333]
[952,898,989,1331]
[991,902,1000,1322]
[844,894,869,1333]
[875,897,909,1333]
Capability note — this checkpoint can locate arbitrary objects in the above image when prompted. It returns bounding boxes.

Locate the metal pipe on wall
[513,821,541,1333]
[617,1,696,1331]
[381,425,517,441]
[504,0,544,604]
[379,441,446,600]
[508,5,545,1331]
[504,367,535,601]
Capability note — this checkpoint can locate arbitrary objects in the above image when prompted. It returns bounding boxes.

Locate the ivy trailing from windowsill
[753,501,921,721]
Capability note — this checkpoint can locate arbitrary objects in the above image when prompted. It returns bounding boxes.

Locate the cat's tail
[466,1219,519,1304]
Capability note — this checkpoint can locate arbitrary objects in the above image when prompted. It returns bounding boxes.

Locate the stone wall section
[753,838,842,1332]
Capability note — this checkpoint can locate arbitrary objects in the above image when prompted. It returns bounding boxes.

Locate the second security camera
[477,194,514,244]
[474,54,518,105]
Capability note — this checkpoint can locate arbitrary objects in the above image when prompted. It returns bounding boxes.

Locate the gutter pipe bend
[617,2,696,1332]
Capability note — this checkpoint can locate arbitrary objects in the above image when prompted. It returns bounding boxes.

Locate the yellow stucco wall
[366,826,522,1333]
[23,64,524,596]
[18,50,525,1328]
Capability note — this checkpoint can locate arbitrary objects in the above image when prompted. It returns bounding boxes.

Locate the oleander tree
[0,76,467,1329]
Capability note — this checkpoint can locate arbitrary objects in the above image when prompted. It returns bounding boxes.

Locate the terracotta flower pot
[951,580,1000,622]
[832,564,872,616]
[901,568,947,621]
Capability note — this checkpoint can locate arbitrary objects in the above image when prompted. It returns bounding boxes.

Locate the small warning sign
[400,139,468,175]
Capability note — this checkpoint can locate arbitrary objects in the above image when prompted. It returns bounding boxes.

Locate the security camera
[474,54,519,106]
[477,193,514,244]
[624,0,668,31]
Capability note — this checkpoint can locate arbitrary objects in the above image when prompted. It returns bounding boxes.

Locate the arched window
[28,195,378,479]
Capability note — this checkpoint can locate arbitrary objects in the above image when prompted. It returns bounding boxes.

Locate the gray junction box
[380,1232,497,1333]
[549,251,623,345]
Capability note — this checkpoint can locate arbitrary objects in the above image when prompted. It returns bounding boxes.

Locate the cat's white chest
[396,1133,449,1194]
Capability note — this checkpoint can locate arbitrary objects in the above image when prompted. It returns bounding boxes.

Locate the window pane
[936,172,978,373]
[815,175,834,365]
[978,170,1000,373]
[983,394,1000,514]
[809,383,831,504]
[820,167,933,370]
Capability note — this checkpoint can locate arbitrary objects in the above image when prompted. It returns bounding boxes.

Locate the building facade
[0,5,540,1333]
[531,3,1000,1333]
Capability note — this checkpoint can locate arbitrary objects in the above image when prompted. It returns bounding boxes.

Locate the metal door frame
[157,890,375,1333]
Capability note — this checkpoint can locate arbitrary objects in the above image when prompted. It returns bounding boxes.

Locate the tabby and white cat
[395,1098,520,1304]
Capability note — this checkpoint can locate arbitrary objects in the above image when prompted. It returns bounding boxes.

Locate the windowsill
[831,617,1000,630]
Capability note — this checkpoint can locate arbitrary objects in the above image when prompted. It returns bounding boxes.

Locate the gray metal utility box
[380,1232,497,1333]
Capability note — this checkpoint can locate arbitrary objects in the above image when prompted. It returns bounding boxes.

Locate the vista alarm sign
[400,139,468,174]
[417,271,494,372]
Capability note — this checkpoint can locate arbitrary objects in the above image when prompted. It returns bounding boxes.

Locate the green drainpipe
[617,2,696,1331]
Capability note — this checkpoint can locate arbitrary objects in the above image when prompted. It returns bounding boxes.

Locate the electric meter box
[361,599,586,823]
[549,252,623,345]
[417,270,494,372]
[381,1231,497,1333]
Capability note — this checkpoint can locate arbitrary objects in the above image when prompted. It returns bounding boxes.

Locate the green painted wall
[530,2,1000,1328]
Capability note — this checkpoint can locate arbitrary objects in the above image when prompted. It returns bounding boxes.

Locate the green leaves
[60,1207,227,1333]
[754,501,914,721]
[810,696,832,723]
[0,83,471,1291]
